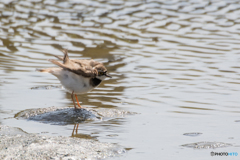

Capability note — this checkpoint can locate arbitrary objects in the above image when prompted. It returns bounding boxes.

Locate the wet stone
[0,125,126,160]
[0,125,28,136]
[15,107,136,125]
[15,106,68,119]
[182,141,232,149]
[28,108,98,125]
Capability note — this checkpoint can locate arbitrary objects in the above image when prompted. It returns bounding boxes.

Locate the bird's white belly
[54,70,94,94]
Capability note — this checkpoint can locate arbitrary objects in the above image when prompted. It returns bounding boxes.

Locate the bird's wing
[48,50,99,78]
[72,59,107,71]
[54,55,63,61]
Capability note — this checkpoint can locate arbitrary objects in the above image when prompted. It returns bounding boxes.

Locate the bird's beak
[105,73,112,78]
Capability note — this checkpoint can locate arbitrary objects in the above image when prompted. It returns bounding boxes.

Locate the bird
[37,49,111,109]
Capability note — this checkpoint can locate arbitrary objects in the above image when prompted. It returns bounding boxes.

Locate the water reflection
[71,124,97,139]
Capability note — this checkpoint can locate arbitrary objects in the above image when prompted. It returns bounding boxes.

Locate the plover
[38,49,111,109]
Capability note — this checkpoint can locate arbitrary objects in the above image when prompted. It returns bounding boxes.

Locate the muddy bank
[0,125,126,160]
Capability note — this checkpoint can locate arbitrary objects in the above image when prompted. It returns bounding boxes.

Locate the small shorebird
[38,49,111,109]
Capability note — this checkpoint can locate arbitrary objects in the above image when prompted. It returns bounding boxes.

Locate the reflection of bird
[71,124,96,139]
[72,124,79,136]
[37,49,111,109]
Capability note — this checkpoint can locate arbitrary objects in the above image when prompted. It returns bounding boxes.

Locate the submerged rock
[182,141,232,149]
[94,108,135,118]
[31,85,62,90]
[183,132,202,137]
[15,107,136,125]
[0,125,126,160]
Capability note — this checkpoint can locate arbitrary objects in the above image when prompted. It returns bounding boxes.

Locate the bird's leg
[71,91,78,109]
[75,94,83,108]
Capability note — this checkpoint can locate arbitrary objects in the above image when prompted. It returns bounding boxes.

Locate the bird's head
[94,64,112,80]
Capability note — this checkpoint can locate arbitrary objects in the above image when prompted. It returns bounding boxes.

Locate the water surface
[1,0,240,159]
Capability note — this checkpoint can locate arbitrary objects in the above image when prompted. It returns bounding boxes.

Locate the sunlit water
[1,0,240,159]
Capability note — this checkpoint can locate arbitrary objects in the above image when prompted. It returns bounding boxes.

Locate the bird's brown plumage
[47,49,107,78]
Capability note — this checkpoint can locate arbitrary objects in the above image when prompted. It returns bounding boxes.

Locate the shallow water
[1,0,240,159]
